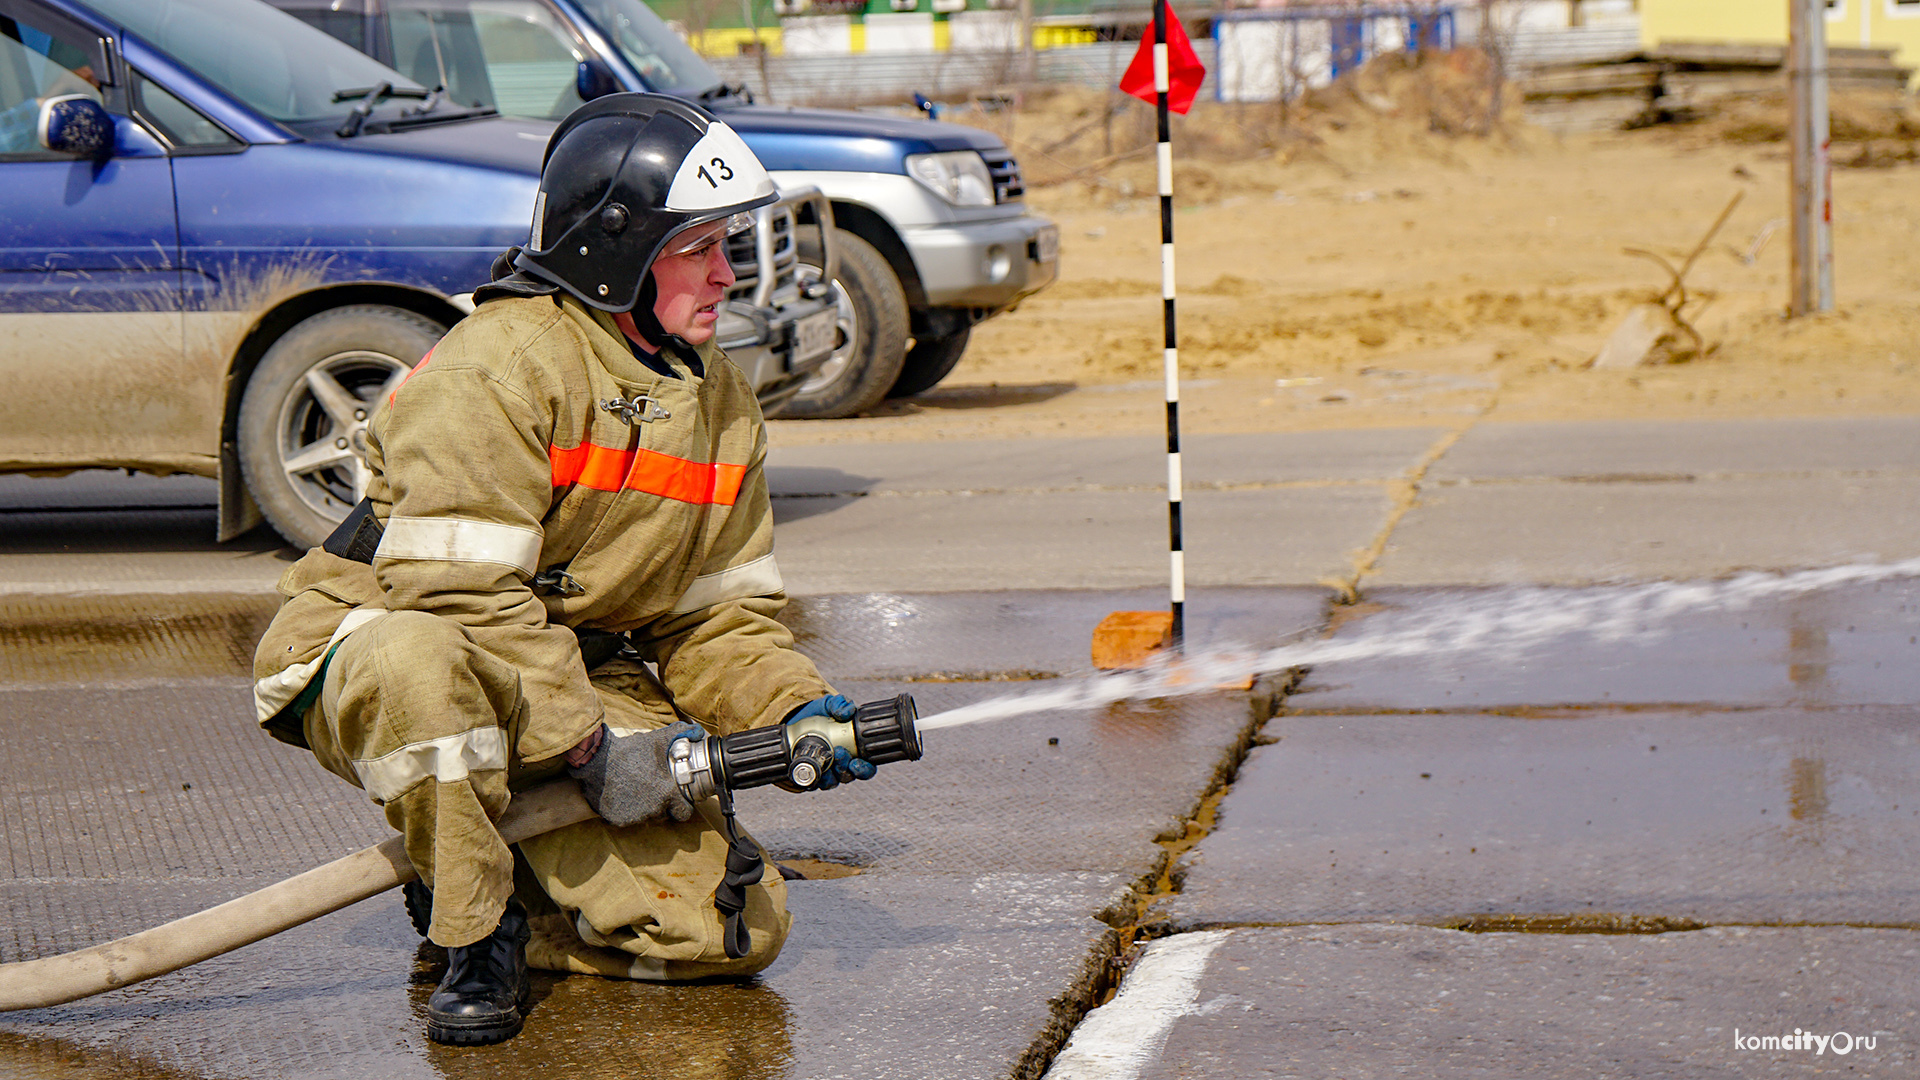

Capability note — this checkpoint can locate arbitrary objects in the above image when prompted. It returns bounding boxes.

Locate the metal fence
[709,40,1221,105]
[1462,21,1642,69]
[707,18,1633,107]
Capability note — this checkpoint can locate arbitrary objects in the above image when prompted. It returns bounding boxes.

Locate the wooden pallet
[1523,39,1914,106]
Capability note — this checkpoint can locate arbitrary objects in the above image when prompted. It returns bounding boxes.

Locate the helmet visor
[658,211,755,260]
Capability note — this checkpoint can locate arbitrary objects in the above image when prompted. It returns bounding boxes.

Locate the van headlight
[906,151,995,207]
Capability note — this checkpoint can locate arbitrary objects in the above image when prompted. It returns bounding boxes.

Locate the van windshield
[85,0,425,124]
[572,0,725,98]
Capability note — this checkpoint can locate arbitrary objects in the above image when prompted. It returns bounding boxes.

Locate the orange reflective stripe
[388,346,436,407]
[631,448,748,505]
[550,442,747,506]
[550,442,633,491]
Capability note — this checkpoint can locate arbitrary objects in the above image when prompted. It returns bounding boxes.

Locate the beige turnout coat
[253,292,831,763]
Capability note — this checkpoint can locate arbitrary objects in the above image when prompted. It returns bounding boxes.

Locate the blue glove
[785,694,878,789]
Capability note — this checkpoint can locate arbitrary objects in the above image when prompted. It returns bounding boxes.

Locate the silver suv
[270,0,1061,418]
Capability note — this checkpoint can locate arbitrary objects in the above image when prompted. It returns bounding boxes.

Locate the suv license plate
[794,310,836,364]
[1032,224,1060,265]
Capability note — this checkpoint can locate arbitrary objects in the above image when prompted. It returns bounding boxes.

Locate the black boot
[426,899,531,1046]
[402,880,433,938]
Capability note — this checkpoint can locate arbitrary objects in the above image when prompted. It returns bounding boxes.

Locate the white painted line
[1042,929,1230,1080]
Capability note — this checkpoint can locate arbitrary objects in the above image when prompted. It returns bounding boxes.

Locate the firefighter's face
[649,220,737,345]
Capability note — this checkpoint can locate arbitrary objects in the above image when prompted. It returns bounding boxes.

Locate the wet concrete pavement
[1164,705,1920,927]
[1082,581,1920,1076]
[4,412,1919,1077]
[1056,925,1918,1079]
[0,591,1324,1079]
[1298,577,1920,711]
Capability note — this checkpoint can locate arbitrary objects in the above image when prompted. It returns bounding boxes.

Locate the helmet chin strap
[628,275,667,349]
[624,274,700,360]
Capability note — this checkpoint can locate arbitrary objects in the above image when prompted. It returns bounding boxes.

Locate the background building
[1641,0,1920,85]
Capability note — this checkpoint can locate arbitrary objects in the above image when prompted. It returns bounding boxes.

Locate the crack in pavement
[1324,390,1501,604]
[1015,672,1299,1080]
[1162,914,1920,935]
[769,463,1920,504]
[771,477,1388,499]
[1426,465,1920,486]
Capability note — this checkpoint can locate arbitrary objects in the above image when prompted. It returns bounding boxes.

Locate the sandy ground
[770,75,1920,447]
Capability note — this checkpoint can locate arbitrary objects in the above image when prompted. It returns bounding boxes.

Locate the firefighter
[251,94,870,1046]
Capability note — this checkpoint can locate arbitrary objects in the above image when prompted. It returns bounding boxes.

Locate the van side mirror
[38,95,114,160]
[576,59,619,102]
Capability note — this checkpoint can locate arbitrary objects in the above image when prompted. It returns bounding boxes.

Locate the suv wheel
[237,305,445,549]
[776,226,908,419]
[888,325,972,399]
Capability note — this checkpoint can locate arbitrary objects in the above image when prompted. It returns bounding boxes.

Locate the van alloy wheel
[273,349,409,510]
[237,305,445,549]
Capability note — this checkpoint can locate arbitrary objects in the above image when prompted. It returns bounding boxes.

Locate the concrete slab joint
[1020,671,1299,1079]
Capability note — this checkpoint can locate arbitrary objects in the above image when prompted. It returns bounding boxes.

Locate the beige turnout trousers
[303,608,790,978]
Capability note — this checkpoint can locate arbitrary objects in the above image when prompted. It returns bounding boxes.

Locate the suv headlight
[906,151,995,207]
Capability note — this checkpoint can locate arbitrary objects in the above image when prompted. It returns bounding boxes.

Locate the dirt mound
[1295,47,1520,138]
[1644,87,1920,167]
[941,48,1529,200]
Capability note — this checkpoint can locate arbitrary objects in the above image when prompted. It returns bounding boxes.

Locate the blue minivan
[0,0,838,548]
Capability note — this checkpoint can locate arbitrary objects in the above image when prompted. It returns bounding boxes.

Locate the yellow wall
[689,26,782,56]
[684,15,1103,56]
[1857,0,1920,76]
[1640,0,1786,46]
[1640,0,1920,86]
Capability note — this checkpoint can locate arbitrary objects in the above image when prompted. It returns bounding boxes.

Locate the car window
[84,0,419,125]
[388,0,583,120]
[0,12,108,158]
[278,4,367,53]
[133,69,238,149]
[571,0,721,97]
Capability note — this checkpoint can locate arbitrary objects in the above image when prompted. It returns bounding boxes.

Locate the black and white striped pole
[1153,0,1185,652]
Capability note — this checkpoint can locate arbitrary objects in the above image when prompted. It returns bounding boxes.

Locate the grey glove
[567,721,704,827]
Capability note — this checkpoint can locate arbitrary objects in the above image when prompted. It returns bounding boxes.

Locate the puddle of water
[0,595,276,685]
[0,1032,197,1080]
[777,858,864,880]
[417,973,795,1080]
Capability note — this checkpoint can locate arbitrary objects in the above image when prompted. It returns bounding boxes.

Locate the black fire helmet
[511,93,777,321]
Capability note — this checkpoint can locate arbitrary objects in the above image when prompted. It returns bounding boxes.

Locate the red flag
[1118,2,1206,115]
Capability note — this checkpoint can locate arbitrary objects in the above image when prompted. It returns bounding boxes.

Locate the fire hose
[0,694,921,1012]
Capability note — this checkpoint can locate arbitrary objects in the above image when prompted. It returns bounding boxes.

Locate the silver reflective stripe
[252,607,386,722]
[352,727,509,803]
[376,516,543,576]
[669,552,783,614]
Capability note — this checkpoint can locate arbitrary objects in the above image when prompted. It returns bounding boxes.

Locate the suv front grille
[984,151,1023,204]
[726,206,799,300]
